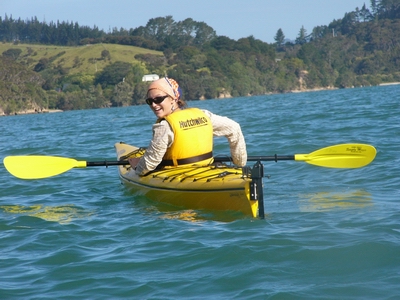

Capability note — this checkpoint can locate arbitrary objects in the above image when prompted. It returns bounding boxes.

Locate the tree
[193,21,217,45]
[145,16,175,40]
[101,49,111,60]
[311,26,328,40]
[370,0,379,16]
[295,26,308,45]
[274,28,285,46]
[132,82,148,105]
[134,53,166,74]
[33,57,50,72]
[2,48,22,60]
[359,4,372,21]
[340,11,358,34]
[94,61,132,87]
[111,81,134,106]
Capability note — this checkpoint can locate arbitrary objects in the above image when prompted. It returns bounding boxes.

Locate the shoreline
[0,109,63,117]
[2,82,399,116]
[379,82,400,86]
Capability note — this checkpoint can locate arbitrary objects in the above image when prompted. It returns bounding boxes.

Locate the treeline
[0,16,104,46]
[0,15,216,50]
[1,0,400,115]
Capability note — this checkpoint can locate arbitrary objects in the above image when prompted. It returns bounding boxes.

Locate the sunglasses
[145,95,169,105]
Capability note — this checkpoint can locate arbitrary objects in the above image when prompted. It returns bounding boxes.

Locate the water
[1,85,399,299]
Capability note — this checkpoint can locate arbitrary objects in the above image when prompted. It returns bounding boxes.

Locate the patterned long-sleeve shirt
[135,109,247,175]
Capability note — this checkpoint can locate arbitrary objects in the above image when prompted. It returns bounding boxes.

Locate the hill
[0,43,163,76]
[0,43,165,115]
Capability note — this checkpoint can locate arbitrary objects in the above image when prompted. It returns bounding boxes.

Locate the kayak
[114,142,262,217]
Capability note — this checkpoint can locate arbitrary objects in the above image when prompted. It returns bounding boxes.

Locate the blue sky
[2,0,368,43]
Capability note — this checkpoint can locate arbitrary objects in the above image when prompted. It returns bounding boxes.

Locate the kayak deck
[115,142,263,217]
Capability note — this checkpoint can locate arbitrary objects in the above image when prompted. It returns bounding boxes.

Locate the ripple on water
[0,85,399,298]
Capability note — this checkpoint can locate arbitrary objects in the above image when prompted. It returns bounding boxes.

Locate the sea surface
[1,85,399,299]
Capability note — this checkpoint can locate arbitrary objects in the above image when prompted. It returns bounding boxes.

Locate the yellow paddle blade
[295,144,376,168]
[3,156,87,179]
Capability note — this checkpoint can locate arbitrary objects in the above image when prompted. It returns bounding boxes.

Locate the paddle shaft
[86,160,130,167]
[248,155,295,162]
[85,155,296,167]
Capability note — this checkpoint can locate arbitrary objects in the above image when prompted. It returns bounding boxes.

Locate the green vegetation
[1,0,399,115]
[0,43,162,112]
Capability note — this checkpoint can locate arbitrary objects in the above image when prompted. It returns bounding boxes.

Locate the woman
[129,77,247,175]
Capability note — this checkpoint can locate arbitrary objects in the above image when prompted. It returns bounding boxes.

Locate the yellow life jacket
[160,108,213,166]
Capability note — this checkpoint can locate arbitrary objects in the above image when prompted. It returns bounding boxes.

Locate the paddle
[3,143,376,180]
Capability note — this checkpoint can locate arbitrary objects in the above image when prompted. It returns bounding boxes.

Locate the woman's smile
[147,91,176,118]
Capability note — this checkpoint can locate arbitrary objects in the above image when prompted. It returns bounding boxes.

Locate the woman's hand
[128,157,141,169]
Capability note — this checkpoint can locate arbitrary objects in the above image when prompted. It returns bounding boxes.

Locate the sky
[2,0,369,43]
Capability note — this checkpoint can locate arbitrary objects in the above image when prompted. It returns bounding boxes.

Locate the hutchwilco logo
[179,117,208,129]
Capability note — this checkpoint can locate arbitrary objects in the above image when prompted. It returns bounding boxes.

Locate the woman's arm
[203,110,247,166]
[134,121,174,175]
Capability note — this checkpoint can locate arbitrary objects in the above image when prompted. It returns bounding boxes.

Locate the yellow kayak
[115,142,260,217]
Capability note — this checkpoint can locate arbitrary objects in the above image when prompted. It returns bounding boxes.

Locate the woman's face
[147,89,176,119]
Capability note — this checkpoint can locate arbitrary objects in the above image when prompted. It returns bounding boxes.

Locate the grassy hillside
[0,42,163,75]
